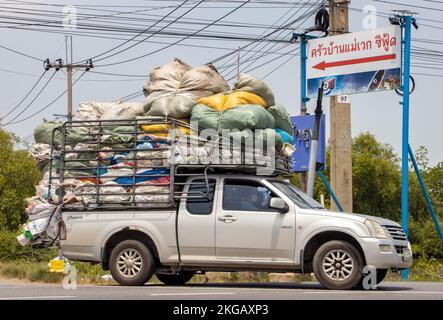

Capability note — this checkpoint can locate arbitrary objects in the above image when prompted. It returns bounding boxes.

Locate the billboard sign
[306,26,401,97]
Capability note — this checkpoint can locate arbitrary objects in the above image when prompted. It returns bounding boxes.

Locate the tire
[109,240,155,286]
[156,272,194,285]
[313,240,364,290]
[375,269,388,284]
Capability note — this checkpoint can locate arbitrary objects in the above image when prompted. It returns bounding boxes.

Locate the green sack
[65,129,94,144]
[234,74,275,107]
[34,120,63,145]
[191,104,275,133]
[267,104,294,135]
[144,94,197,119]
[228,128,283,151]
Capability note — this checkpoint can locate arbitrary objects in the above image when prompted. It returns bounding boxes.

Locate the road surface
[0,279,442,300]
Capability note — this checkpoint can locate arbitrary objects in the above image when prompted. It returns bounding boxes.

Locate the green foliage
[424,162,443,210]
[0,129,40,231]
[351,133,402,220]
[409,218,443,257]
[0,230,57,262]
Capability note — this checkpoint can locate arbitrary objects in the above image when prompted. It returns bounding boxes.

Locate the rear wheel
[313,240,364,290]
[156,272,194,285]
[109,240,155,286]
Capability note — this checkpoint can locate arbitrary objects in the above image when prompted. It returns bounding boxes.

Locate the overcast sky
[0,0,442,165]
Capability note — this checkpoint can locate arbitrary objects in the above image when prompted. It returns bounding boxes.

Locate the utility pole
[66,36,73,122]
[67,66,73,121]
[329,0,352,212]
[299,35,309,193]
[44,37,93,121]
[236,46,241,80]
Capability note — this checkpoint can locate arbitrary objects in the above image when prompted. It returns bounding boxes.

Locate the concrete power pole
[67,65,73,121]
[329,0,353,212]
[44,59,92,121]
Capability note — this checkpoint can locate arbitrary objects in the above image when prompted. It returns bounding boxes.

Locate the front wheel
[355,268,388,289]
[109,240,155,286]
[313,240,364,290]
[156,272,194,285]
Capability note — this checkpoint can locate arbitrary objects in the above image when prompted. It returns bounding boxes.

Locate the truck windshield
[270,181,325,210]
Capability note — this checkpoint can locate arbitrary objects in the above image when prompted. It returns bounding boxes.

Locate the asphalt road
[0,280,442,300]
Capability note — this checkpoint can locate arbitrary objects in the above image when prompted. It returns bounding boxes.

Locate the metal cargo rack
[47,117,293,210]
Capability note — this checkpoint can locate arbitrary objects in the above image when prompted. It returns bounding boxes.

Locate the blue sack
[275,128,294,144]
[113,168,170,186]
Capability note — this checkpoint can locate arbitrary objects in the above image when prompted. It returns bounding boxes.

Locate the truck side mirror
[269,197,289,213]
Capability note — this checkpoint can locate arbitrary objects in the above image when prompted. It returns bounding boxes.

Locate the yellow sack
[140,121,191,137]
[198,91,267,112]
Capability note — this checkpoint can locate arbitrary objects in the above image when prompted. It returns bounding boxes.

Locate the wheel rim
[322,249,354,282]
[116,248,143,278]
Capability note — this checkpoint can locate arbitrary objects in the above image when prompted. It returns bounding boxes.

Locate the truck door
[177,178,217,264]
[215,178,295,264]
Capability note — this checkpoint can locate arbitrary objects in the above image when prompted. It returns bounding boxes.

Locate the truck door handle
[218,215,237,223]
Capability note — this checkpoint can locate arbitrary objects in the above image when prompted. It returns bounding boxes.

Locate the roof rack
[46,117,293,210]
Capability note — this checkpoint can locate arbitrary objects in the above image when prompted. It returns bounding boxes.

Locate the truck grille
[384,225,407,241]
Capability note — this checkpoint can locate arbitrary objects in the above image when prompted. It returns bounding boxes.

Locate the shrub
[409,218,443,258]
[0,229,57,262]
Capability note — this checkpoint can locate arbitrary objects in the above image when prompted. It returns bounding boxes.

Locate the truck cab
[60,174,412,290]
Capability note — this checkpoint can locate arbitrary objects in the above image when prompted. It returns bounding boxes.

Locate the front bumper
[360,238,413,269]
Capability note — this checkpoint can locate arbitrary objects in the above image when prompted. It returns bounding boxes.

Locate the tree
[350,133,402,220]
[0,129,40,231]
[293,132,402,219]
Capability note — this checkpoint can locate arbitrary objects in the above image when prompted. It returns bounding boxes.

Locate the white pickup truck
[60,174,412,290]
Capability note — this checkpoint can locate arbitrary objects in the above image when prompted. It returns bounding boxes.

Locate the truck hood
[300,209,401,227]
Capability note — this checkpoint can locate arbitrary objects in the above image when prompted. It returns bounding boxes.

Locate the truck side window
[185,179,216,215]
[223,179,277,212]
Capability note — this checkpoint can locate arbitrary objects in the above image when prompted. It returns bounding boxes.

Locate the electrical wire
[1,70,46,119]
[224,0,322,78]
[95,0,253,67]
[0,43,42,61]
[2,71,87,126]
[90,0,198,63]
[119,90,144,101]
[2,71,57,126]
[261,54,297,80]
[216,0,305,70]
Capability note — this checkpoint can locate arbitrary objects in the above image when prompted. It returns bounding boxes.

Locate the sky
[0,0,442,165]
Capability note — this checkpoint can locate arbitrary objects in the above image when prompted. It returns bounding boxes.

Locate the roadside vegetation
[0,128,441,284]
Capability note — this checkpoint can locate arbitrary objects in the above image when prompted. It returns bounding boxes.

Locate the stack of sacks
[190,73,294,151]
[190,74,275,132]
[20,100,150,246]
[233,73,275,107]
[74,101,144,121]
[143,58,229,119]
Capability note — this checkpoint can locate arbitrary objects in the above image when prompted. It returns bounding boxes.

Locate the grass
[0,258,441,285]
[0,261,115,285]
[385,257,443,282]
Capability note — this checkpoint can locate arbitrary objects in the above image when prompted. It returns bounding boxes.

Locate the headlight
[365,219,389,239]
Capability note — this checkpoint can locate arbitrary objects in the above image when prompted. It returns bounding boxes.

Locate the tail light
[59,218,67,241]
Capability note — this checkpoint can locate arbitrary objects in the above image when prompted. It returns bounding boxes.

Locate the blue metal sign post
[295,15,442,282]
[399,14,414,281]
[300,34,310,113]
